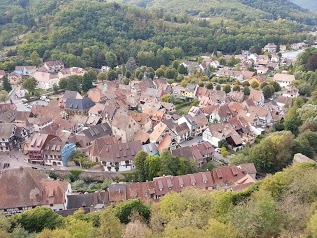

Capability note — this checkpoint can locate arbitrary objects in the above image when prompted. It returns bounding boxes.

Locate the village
[0,42,310,215]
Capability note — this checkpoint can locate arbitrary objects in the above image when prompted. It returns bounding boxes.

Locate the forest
[0,0,316,70]
[1,162,317,237]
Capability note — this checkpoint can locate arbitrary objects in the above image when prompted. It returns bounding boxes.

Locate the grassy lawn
[177,105,191,115]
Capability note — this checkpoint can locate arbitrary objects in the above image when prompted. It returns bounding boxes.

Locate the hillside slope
[290,0,317,11]
[115,0,317,24]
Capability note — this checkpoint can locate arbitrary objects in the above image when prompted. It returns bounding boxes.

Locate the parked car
[215,148,221,153]
[40,96,47,100]
[197,140,204,143]
[45,99,50,103]
[186,137,194,141]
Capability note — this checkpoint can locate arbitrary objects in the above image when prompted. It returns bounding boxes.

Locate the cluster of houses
[1,61,86,89]
[0,162,257,215]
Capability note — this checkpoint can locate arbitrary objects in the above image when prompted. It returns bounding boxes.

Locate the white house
[33,72,60,90]
[273,73,295,88]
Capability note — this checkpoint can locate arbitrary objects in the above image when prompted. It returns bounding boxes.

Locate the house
[0,123,17,151]
[111,112,141,143]
[188,106,203,117]
[90,139,142,172]
[128,111,152,132]
[66,192,109,211]
[249,89,264,106]
[42,137,76,166]
[161,102,176,113]
[8,72,22,85]
[172,141,214,167]
[14,66,36,76]
[33,71,59,90]
[273,73,295,87]
[44,60,64,73]
[248,106,273,127]
[264,43,277,53]
[255,65,269,75]
[88,103,106,117]
[75,123,112,152]
[210,104,233,123]
[280,86,299,98]
[275,96,292,108]
[178,115,198,136]
[193,114,209,136]
[172,122,190,143]
[150,122,171,144]
[65,98,96,116]
[59,90,83,108]
[230,91,244,102]
[58,67,86,79]
[183,83,198,98]
[203,123,236,147]
[26,133,58,163]
[0,168,71,215]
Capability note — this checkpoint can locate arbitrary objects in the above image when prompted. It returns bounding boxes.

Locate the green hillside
[0,0,315,70]
[290,0,317,12]
[115,0,317,24]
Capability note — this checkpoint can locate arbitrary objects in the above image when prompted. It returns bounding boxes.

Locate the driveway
[180,136,203,147]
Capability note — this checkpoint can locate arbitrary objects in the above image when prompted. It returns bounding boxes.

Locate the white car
[215,148,221,153]
[40,96,47,100]
[45,99,50,103]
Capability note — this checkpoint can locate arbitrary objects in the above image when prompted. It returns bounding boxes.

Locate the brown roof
[0,168,68,210]
[91,140,142,163]
[134,130,150,144]
[128,111,149,126]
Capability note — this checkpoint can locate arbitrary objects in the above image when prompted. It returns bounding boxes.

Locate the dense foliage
[0,0,315,71]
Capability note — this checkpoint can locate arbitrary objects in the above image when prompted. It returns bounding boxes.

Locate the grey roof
[81,122,112,140]
[66,192,109,209]
[63,90,82,99]
[142,143,158,155]
[0,123,15,138]
[65,97,95,111]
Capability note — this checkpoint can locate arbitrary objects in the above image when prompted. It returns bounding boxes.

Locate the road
[180,136,203,147]
[0,150,106,173]
[5,86,48,111]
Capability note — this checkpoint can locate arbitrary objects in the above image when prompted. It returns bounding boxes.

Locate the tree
[155,68,165,78]
[161,94,171,102]
[232,85,240,91]
[106,70,117,81]
[205,82,213,89]
[306,53,317,71]
[221,147,229,157]
[223,84,231,94]
[298,82,311,96]
[216,84,221,90]
[30,51,41,66]
[205,219,237,238]
[134,151,148,181]
[59,78,67,90]
[0,90,9,103]
[15,207,63,233]
[231,190,281,238]
[123,220,152,238]
[177,64,188,75]
[22,77,38,95]
[97,208,122,238]
[144,155,161,181]
[218,139,228,148]
[66,76,81,92]
[165,68,177,79]
[2,76,12,92]
[125,71,131,78]
[97,72,107,82]
[114,199,151,224]
[53,83,59,93]
[82,73,93,92]
[125,57,138,71]
[105,52,118,68]
[251,81,259,89]
[262,85,275,99]
[243,86,250,96]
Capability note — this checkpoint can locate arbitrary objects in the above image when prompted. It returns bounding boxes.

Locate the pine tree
[2,75,12,92]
